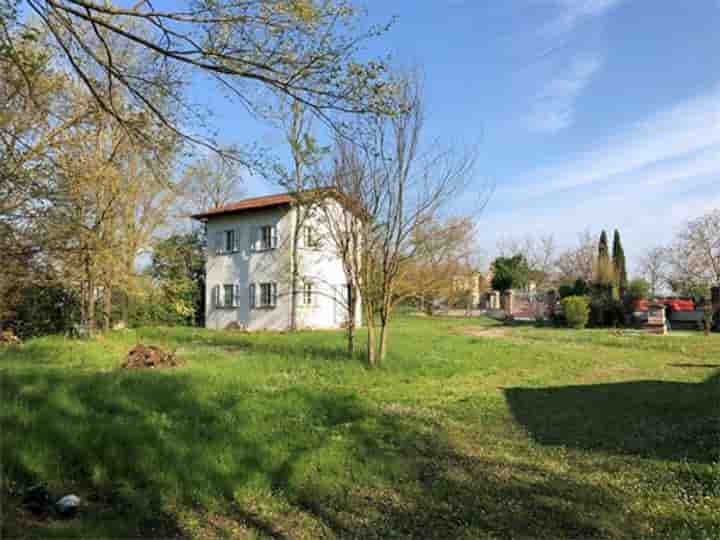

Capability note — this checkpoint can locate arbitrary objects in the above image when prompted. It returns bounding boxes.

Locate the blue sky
[196,0,720,270]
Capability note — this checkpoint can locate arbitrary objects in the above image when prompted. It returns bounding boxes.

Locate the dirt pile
[121,344,181,369]
[0,329,21,345]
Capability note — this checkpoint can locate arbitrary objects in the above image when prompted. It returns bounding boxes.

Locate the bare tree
[555,229,596,285]
[497,234,556,290]
[180,151,245,215]
[668,209,720,296]
[320,76,479,365]
[268,100,329,331]
[638,246,669,297]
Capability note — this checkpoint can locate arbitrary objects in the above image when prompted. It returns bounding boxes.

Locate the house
[191,191,362,331]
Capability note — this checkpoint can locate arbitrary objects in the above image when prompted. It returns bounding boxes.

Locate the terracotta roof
[190,193,293,219]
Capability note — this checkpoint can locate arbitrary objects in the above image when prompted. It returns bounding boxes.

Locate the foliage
[627,278,651,302]
[129,277,200,327]
[496,234,556,290]
[2,317,718,538]
[559,278,590,299]
[491,255,530,292]
[595,230,615,287]
[1,283,80,339]
[561,295,590,329]
[150,231,206,326]
[589,285,624,327]
[401,216,478,314]
[612,230,628,292]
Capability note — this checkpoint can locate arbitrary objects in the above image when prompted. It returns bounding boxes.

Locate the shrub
[627,278,651,301]
[562,295,590,329]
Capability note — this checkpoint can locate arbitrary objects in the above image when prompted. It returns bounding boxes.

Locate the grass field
[1,317,719,539]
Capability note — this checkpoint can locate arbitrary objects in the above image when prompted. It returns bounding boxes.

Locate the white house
[191,191,362,331]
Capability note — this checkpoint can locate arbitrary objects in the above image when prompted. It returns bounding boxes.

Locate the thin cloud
[545,0,623,36]
[481,88,720,261]
[527,54,604,132]
[514,87,720,197]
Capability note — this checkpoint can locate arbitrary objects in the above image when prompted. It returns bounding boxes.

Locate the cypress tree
[612,229,628,293]
[595,230,613,286]
[598,230,609,264]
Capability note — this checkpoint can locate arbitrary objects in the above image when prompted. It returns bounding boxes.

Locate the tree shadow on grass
[504,372,720,464]
[2,366,689,538]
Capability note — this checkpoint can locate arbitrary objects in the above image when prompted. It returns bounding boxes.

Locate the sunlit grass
[2,317,719,538]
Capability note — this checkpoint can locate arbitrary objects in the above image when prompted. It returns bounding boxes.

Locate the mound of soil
[0,329,21,345]
[122,344,181,369]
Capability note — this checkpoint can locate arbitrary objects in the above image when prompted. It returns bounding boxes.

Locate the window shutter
[212,285,220,307]
[249,283,256,308]
[234,228,242,252]
[271,283,278,307]
[271,226,278,249]
[214,232,223,254]
[251,227,259,251]
[234,283,240,307]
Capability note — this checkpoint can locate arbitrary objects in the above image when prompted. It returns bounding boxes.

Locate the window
[260,226,273,250]
[258,282,277,308]
[213,284,238,308]
[223,284,235,307]
[303,282,313,305]
[225,230,235,253]
[303,226,319,248]
[215,229,239,254]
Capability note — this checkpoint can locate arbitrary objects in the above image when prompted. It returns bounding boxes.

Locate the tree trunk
[346,285,356,356]
[87,277,96,337]
[364,298,376,367]
[289,209,301,332]
[366,319,376,367]
[378,320,389,362]
[103,286,112,332]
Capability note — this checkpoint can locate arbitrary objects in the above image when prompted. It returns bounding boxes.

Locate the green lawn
[1,317,719,539]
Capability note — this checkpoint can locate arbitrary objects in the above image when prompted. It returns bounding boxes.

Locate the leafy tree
[491,255,530,293]
[150,231,206,326]
[627,278,651,302]
[496,234,556,290]
[558,278,590,299]
[612,229,628,293]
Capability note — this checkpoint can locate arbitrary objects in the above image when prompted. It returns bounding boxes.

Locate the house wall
[204,200,361,331]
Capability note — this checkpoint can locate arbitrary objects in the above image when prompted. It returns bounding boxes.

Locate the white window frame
[257,282,277,309]
[214,283,239,309]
